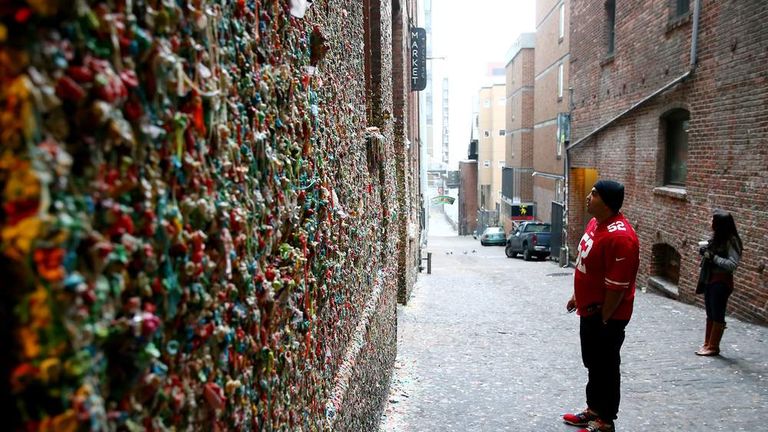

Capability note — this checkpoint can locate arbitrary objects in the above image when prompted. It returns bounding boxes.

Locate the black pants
[580,315,629,422]
[704,282,731,323]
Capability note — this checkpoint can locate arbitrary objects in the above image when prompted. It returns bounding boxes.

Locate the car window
[523,224,551,233]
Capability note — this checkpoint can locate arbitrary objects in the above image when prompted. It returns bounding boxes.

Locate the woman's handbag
[696,258,710,294]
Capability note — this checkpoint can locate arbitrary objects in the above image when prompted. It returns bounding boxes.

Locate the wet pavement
[379,214,768,431]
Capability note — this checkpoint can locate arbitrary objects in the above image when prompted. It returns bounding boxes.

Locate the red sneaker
[578,419,616,432]
[562,408,598,426]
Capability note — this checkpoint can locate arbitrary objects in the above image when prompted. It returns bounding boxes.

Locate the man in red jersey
[562,180,639,432]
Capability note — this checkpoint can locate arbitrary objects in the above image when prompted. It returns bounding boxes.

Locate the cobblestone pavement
[379,216,768,431]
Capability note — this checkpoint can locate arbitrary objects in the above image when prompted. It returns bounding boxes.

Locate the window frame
[674,0,690,17]
[605,0,616,55]
[557,63,564,100]
[559,3,566,41]
[661,108,690,187]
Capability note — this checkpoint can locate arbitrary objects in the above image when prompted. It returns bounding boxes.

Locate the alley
[380,214,768,431]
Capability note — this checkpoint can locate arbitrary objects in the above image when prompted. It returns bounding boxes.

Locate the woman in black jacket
[695,209,743,356]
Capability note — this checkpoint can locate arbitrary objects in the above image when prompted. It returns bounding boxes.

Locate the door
[570,167,599,230]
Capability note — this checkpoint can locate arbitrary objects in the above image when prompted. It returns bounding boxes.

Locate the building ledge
[647,276,679,299]
[600,53,615,68]
[666,12,692,33]
[653,186,687,201]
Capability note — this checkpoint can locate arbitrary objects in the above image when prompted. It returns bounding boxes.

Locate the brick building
[567,0,768,323]
[502,33,536,233]
[459,160,479,235]
[392,0,425,304]
[533,0,570,225]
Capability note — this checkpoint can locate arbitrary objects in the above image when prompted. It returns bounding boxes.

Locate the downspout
[562,0,701,264]
[689,0,701,72]
[562,85,575,267]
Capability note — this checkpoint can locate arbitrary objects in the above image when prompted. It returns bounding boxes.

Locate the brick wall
[459,161,479,235]
[506,48,535,172]
[535,0,570,224]
[391,0,421,305]
[569,0,768,324]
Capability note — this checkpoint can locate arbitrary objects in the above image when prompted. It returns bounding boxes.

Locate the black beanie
[594,180,625,214]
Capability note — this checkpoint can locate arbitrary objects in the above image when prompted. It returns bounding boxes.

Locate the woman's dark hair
[711,209,743,253]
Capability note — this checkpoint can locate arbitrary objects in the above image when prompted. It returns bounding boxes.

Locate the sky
[429,0,536,169]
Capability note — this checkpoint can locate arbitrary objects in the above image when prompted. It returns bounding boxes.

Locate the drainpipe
[562,0,701,263]
[560,85,575,268]
[689,0,701,72]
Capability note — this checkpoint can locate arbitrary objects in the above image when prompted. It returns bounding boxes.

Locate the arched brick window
[661,108,690,186]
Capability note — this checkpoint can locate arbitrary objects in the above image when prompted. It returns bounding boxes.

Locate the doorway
[570,167,599,230]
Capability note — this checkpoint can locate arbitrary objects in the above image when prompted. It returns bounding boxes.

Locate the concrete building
[568,0,768,323]
[502,33,536,233]
[533,0,570,225]
[424,0,435,162]
[441,77,450,164]
[476,83,507,218]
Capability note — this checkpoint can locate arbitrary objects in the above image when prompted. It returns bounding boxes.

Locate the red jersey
[574,213,639,321]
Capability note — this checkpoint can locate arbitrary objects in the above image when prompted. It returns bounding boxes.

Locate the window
[484,130,490,138]
[483,160,491,167]
[559,3,566,40]
[498,97,506,106]
[557,63,564,100]
[499,129,506,136]
[675,0,690,17]
[606,0,616,55]
[662,109,690,186]
[483,99,491,108]
[498,160,505,167]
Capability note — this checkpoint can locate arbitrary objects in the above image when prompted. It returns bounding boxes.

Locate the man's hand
[703,250,713,260]
[566,297,577,313]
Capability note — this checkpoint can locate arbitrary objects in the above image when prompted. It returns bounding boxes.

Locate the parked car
[479,227,506,246]
[505,222,551,260]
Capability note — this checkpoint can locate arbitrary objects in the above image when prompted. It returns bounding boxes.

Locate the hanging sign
[411,27,427,91]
